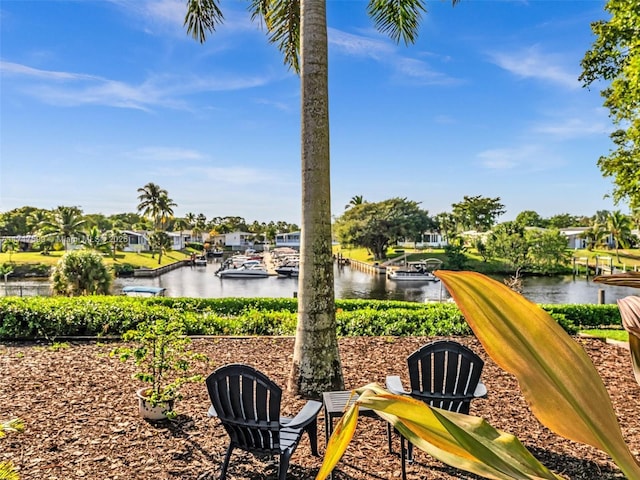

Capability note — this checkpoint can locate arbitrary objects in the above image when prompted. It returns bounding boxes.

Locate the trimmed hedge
[0,296,622,340]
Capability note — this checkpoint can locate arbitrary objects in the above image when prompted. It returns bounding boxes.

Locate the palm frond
[184,0,225,43]
[262,0,301,73]
[367,0,426,45]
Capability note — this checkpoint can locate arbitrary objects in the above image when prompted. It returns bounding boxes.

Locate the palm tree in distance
[39,206,87,251]
[185,0,460,398]
[137,183,169,230]
[607,210,633,263]
[345,195,365,210]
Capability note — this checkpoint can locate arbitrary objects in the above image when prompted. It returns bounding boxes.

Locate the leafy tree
[514,210,546,228]
[0,206,39,235]
[38,206,87,250]
[51,250,112,296]
[451,195,505,232]
[580,0,640,210]
[546,213,579,229]
[1,239,19,262]
[83,213,112,231]
[527,228,572,274]
[334,197,432,261]
[108,212,144,230]
[486,222,531,273]
[434,212,458,241]
[185,0,459,398]
[607,210,633,261]
[148,231,172,265]
[443,237,468,270]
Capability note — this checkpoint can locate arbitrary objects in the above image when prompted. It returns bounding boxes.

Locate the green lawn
[0,249,190,269]
[580,329,629,342]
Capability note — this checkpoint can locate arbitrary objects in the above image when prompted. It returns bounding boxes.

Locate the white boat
[194,255,207,266]
[216,264,270,278]
[387,269,439,282]
[387,261,440,282]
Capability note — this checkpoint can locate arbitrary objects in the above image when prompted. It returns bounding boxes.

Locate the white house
[275,231,300,248]
[122,231,149,252]
[397,231,448,249]
[223,231,255,250]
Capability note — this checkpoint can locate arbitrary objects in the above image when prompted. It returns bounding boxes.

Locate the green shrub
[0,296,619,340]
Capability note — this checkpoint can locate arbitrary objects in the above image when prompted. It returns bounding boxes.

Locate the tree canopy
[451,195,505,232]
[334,197,433,260]
[580,0,640,209]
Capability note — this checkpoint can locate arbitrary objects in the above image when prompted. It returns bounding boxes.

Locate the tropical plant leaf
[616,295,640,386]
[316,383,564,480]
[315,396,359,480]
[435,270,640,479]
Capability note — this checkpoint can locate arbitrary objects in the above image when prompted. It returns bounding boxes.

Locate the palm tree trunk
[288,0,344,399]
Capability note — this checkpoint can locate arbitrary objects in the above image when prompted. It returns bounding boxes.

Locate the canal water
[4,261,639,304]
[111,261,638,305]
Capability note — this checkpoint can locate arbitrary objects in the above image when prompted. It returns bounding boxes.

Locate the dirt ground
[1,336,639,480]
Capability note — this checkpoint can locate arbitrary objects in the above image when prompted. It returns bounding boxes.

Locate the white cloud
[126,147,206,162]
[477,144,561,171]
[488,45,579,89]
[329,28,460,86]
[533,117,611,139]
[1,62,273,111]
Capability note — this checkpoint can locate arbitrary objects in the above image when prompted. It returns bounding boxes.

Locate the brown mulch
[1,336,639,480]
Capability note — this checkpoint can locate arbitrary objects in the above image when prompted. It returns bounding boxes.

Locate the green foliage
[111,318,207,411]
[0,296,618,340]
[50,250,112,296]
[112,263,135,276]
[443,240,468,270]
[580,0,640,210]
[333,197,434,261]
[451,195,506,232]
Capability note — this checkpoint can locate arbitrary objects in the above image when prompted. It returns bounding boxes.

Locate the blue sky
[0,0,624,224]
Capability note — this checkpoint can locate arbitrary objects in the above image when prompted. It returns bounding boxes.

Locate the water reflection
[113,262,640,305]
[4,262,639,304]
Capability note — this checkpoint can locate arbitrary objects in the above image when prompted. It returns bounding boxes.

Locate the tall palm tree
[157,194,177,231]
[137,183,170,230]
[607,210,633,262]
[185,0,457,398]
[39,206,87,250]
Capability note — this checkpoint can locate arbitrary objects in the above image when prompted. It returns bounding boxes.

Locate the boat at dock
[216,264,270,278]
[387,261,440,282]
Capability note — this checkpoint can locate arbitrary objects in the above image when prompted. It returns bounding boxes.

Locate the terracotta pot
[136,388,175,421]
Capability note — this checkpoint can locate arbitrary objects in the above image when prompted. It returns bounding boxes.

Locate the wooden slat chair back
[407,340,484,414]
[386,340,487,480]
[206,364,321,480]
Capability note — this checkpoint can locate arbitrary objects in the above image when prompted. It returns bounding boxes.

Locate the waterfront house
[275,231,300,249]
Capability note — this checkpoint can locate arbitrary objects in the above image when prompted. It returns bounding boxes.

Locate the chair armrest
[284,400,322,430]
[386,375,409,395]
[207,404,218,418]
[473,380,488,398]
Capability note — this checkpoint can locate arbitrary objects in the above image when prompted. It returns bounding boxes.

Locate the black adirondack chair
[205,364,322,480]
[385,340,487,480]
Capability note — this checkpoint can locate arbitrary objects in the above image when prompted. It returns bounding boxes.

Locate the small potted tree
[112,316,207,421]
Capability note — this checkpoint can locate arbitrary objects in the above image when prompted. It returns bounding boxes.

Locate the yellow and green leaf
[316,383,564,480]
[436,270,640,479]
